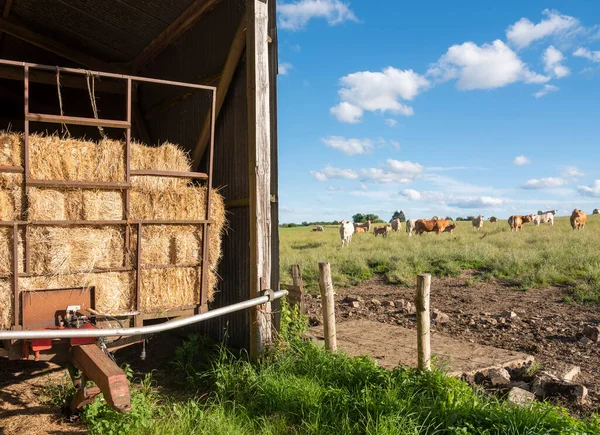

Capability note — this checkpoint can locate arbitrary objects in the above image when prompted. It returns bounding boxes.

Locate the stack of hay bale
[0,132,225,329]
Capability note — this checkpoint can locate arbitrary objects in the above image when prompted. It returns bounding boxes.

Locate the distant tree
[445,216,453,221]
[301,221,309,226]
[365,213,384,223]
[391,210,406,223]
[455,217,465,221]
[466,216,475,221]
[352,213,365,224]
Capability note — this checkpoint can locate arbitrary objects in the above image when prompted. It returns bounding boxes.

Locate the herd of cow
[337,208,591,247]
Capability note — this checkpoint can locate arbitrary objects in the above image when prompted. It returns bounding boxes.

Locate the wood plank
[70,344,131,412]
[192,12,246,166]
[27,179,130,189]
[26,113,130,129]
[131,169,208,179]
[0,0,14,44]
[0,18,112,71]
[132,0,220,72]
[247,0,272,361]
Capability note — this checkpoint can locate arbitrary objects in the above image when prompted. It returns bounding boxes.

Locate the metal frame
[0,59,217,329]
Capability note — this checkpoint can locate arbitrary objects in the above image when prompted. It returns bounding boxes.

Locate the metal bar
[26,113,131,129]
[130,169,208,179]
[12,223,19,327]
[0,219,213,226]
[0,263,204,279]
[23,65,30,274]
[124,79,131,269]
[27,179,130,189]
[135,223,142,327]
[0,60,216,91]
[140,263,199,270]
[0,290,288,339]
[0,165,23,173]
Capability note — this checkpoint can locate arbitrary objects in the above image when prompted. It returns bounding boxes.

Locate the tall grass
[280,217,600,301]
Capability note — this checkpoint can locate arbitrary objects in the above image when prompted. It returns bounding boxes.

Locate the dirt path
[305,273,600,413]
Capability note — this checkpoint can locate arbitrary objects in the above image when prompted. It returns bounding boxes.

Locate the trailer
[0,0,280,412]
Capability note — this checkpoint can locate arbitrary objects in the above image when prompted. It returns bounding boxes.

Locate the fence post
[318,262,337,351]
[415,273,431,371]
[291,264,305,314]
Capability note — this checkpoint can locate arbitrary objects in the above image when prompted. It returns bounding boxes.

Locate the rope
[85,71,106,139]
[55,68,70,136]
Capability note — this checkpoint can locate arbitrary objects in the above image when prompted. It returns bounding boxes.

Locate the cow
[538,209,557,216]
[488,217,498,223]
[508,215,534,232]
[472,215,484,231]
[443,223,456,234]
[593,209,599,215]
[339,220,354,247]
[355,226,367,233]
[406,218,417,237]
[312,225,324,232]
[570,209,587,230]
[354,220,371,232]
[415,218,451,235]
[391,218,401,232]
[533,212,554,226]
[374,225,391,237]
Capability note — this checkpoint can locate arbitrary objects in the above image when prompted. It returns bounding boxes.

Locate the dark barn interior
[0,0,279,351]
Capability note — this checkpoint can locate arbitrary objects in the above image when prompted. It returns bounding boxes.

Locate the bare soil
[305,272,600,413]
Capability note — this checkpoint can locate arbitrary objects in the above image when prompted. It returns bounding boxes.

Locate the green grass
[279,217,600,300]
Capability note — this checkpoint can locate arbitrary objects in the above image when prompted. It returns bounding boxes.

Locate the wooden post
[291,264,305,314]
[318,262,337,351]
[247,0,272,361]
[415,273,431,371]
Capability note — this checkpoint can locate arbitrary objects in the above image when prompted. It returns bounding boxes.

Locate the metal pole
[0,290,288,340]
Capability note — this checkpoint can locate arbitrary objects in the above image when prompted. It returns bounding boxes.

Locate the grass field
[280,216,600,302]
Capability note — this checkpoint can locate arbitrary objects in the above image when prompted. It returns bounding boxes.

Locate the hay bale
[27,189,67,220]
[0,132,22,166]
[81,190,123,220]
[29,227,124,275]
[0,228,24,274]
[0,188,23,220]
[140,268,199,312]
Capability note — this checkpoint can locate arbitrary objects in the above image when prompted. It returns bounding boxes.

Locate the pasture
[280,216,600,302]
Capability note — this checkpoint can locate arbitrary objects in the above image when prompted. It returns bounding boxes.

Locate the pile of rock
[463,362,587,406]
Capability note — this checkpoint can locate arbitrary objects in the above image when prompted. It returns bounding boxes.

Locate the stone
[556,365,581,383]
[488,367,511,386]
[531,372,588,403]
[432,309,450,324]
[507,387,535,405]
[502,311,518,319]
[397,299,416,315]
[381,300,395,308]
[508,381,530,391]
[582,325,600,342]
[370,299,381,305]
[488,318,498,326]
[579,336,592,346]
[342,296,358,304]
[350,301,360,308]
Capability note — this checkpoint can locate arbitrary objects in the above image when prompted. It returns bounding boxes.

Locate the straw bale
[131,140,192,191]
[0,228,24,274]
[29,227,124,275]
[140,267,200,312]
[80,190,123,220]
[0,188,23,220]
[27,188,67,220]
[0,132,22,166]
[0,279,11,329]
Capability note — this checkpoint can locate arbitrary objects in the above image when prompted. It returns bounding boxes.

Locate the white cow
[391,218,401,232]
[339,220,354,247]
[406,218,417,237]
[534,212,554,226]
[471,215,484,231]
[538,209,557,216]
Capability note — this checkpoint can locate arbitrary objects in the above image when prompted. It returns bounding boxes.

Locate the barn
[0,0,280,358]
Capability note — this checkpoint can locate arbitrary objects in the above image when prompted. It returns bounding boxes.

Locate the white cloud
[522,177,566,189]
[360,159,424,184]
[389,140,401,150]
[506,9,580,48]
[280,206,296,213]
[360,183,368,191]
[331,67,430,123]
[278,0,358,31]
[401,188,421,201]
[574,47,600,63]
[278,62,293,75]
[533,84,559,98]
[542,46,570,78]
[428,40,549,90]
[322,136,373,156]
[448,196,508,209]
[384,118,398,127]
[513,155,531,165]
[327,186,344,191]
[310,165,358,181]
[562,166,584,180]
[387,159,424,175]
[330,101,362,123]
[578,180,600,197]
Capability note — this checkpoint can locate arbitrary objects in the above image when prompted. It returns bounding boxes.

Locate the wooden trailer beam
[70,344,131,413]
[0,18,114,72]
[131,0,221,72]
[192,12,246,166]
[247,0,272,361]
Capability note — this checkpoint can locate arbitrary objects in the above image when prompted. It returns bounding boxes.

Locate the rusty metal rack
[0,59,217,329]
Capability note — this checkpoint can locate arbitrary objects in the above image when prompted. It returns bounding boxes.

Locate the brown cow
[508,215,534,232]
[442,223,456,234]
[415,218,451,235]
[570,209,587,230]
[354,220,371,232]
[355,226,367,233]
[373,225,391,237]
[488,217,498,223]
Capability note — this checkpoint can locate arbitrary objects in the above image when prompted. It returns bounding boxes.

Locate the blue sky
[275,1,600,223]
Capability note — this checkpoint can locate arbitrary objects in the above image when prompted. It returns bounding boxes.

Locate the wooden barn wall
[138,0,279,350]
